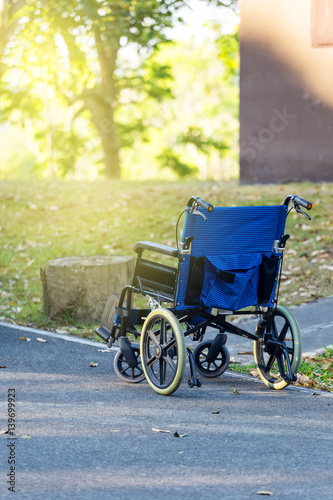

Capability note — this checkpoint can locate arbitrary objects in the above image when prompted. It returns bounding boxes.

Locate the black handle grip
[294,196,312,211]
[283,195,312,210]
[187,196,214,212]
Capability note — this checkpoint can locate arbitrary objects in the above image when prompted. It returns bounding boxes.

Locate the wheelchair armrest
[134,241,179,258]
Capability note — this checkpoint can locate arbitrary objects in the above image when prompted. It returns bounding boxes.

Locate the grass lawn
[0,179,332,334]
[229,347,333,393]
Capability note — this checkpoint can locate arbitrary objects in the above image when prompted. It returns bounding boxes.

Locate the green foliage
[157,148,198,177]
[218,28,239,80]
[179,126,228,153]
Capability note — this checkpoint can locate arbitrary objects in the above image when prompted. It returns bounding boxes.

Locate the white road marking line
[0,321,119,351]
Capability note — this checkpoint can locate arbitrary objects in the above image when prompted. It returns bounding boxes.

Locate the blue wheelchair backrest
[176,205,288,312]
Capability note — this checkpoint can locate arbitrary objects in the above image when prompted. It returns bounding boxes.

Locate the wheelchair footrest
[95,326,111,342]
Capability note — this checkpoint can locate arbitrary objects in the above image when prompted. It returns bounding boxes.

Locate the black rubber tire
[140,308,186,396]
[193,340,230,378]
[114,343,145,383]
[253,305,302,390]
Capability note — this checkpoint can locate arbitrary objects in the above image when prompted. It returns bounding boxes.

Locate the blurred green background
[0,0,239,182]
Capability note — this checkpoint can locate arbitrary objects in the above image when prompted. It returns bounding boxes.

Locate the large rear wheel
[254,305,302,390]
[140,308,186,396]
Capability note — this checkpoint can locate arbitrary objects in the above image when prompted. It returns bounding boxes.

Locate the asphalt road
[1,321,333,500]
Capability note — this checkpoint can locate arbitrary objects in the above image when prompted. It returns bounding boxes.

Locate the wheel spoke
[147,354,158,367]
[265,354,276,373]
[164,354,177,373]
[165,337,176,351]
[272,317,279,338]
[159,358,166,385]
[148,329,160,347]
[120,366,130,375]
[278,322,289,342]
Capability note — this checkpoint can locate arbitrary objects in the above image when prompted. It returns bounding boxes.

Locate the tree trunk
[82,91,121,179]
[92,28,121,179]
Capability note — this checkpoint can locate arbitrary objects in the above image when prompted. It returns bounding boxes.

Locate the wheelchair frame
[96,194,312,396]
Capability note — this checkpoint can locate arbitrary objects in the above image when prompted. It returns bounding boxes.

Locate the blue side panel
[176,205,287,311]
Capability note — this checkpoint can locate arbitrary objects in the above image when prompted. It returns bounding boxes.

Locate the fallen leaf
[36,337,47,343]
[21,435,32,439]
[249,369,259,377]
[211,411,220,414]
[233,388,240,395]
[0,429,8,434]
[89,362,99,367]
[0,366,7,369]
[256,491,273,496]
[297,374,315,386]
[152,428,171,434]
[173,432,188,438]
[19,337,31,342]
[238,351,253,355]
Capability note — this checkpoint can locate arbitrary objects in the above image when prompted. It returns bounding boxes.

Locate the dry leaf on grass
[297,374,315,386]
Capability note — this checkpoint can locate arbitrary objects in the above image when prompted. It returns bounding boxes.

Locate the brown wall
[239,0,333,183]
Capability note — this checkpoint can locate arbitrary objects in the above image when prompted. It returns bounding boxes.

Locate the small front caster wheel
[193,340,230,378]
[114,343,145,383]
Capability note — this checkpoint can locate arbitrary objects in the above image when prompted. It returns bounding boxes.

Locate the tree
[0,0,26,79]
[1,0,238,178]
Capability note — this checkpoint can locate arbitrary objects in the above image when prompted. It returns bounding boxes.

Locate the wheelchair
[96,194,312,396]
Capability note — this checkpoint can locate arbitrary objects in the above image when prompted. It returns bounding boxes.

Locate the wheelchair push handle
[187,196,214,213]
[283,195,312,220]
[293,196,312,211]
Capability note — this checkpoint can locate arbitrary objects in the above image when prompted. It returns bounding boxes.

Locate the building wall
[239,0,333,183]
